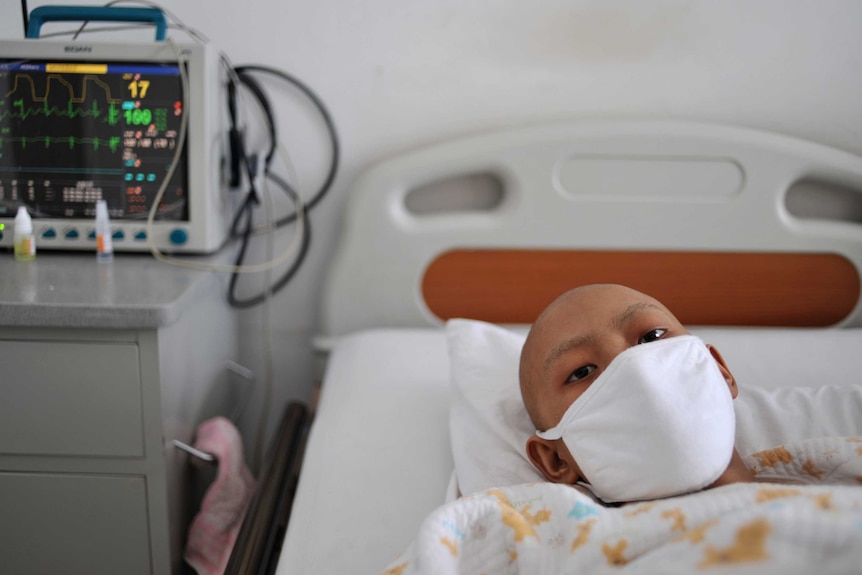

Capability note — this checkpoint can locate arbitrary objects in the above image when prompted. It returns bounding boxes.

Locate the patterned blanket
[381,437,862,574]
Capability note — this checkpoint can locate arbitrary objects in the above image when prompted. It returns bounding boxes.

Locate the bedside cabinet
[0,254,239,574]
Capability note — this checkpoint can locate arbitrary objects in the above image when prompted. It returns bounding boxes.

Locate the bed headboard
[319,120,862,340]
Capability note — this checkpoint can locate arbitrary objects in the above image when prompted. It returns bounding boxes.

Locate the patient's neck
[708,449,756,489]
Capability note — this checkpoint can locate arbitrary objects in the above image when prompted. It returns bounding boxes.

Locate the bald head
[519,284,687,430]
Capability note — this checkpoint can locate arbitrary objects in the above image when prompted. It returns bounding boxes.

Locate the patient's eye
[566,365,596,383]
[637,328,667,345]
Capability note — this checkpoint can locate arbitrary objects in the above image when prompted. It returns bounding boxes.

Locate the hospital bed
[227,120,862,574]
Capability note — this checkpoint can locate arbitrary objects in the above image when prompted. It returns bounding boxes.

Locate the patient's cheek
[547,400,569,429]
[550,394,580,426]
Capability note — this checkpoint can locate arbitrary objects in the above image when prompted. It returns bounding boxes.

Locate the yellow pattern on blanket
[381,437,862,574]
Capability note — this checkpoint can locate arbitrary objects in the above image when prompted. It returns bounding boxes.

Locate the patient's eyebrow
[544,333,593,371]
[613,302,666,329]
[542,302,668,371]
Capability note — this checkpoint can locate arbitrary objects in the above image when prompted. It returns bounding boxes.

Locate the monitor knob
[169,228,188,245]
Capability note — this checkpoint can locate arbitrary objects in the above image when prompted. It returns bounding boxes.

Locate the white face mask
[536,335,736,503]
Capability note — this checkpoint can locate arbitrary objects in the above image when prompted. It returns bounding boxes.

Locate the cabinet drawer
[0,472,152,574]
[0,340,144,457]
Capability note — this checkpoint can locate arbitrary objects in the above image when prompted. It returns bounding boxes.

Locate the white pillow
[447,318,862,496]
[447,319,539,496]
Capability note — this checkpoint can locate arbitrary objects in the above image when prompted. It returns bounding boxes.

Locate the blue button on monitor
[112,229,125,240]
[88,230,97,240]
[169,228,188,245]
[65,228,79,239]
[134,230,147,241]
[42,228,57,239]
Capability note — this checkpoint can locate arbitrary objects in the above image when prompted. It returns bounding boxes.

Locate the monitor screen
[0,58,188,221]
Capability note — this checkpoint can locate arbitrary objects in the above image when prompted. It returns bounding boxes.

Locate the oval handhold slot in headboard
[421,249,861,327]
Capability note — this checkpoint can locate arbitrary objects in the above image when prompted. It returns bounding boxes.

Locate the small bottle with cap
[95,200,113,262]
[14,205,35,261]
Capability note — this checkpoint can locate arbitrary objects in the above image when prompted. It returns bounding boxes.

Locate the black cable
[229,186,257,238]
[233,64,340,221]
[224,64,338,309]
[227,171,311,309]
[235,71,277,170]
[226,76,244,189]
[20,0,28,37]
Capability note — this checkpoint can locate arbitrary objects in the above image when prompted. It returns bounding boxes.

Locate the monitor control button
[41,228,57,239]
[64,228,80,239]
[169,229,188,245]
[134,230,147,241]
[112,229,125,240]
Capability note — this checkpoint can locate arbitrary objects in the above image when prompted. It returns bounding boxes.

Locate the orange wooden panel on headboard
[421,249,860,327]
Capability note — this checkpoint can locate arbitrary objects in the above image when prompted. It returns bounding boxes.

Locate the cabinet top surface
[0,253,224,329]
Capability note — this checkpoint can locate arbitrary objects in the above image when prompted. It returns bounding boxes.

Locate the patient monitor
[0,38,231,253]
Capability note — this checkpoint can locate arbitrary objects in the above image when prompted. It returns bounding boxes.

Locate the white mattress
[277,327,862,575]
[278,330,454,575]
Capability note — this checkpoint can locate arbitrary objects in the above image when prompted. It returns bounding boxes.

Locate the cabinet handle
[171,439,216,463]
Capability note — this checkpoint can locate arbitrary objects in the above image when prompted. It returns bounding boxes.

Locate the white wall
[4,0,862,466]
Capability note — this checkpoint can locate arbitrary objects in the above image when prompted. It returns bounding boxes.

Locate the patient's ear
[707,344,738,399]
[526,436,581,485]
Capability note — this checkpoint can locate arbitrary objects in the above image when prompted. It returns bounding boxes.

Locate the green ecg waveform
[1,99,121,125]
[0,74,122,125]
[0,135,122,152]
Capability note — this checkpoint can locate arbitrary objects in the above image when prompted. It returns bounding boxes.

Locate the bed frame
[227,119,862,573]
[320,119,862,338]
[225,402,310,575]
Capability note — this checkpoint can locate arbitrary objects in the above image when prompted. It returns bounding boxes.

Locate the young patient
[519,283,756,504]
